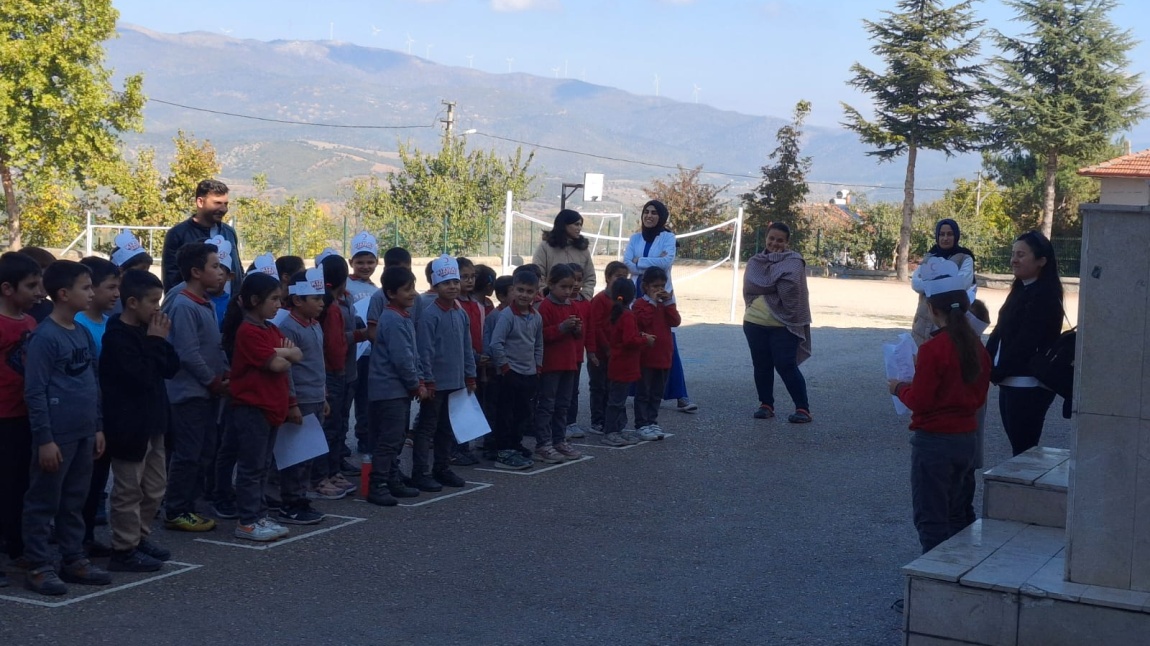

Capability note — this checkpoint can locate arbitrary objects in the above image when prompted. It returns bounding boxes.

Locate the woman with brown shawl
[742,222,812,423]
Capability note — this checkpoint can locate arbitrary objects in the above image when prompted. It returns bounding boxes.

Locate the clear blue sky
[113,0,1150,144]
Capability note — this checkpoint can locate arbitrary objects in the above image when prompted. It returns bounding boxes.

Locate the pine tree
[841,0,985,280]
[986,0,1145,238]
[742,100,812,247]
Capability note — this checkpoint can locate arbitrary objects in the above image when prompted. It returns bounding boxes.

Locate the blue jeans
[166,397,220,517]
[227,405,278,525]
[743,322,809,411]
[314,373,353,483]
[910,430,976,553]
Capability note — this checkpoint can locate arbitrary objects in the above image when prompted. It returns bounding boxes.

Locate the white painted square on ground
[474,454,595,476]
[570,433,674,451]
[0,561,203,608]
[194,514,366,551]
[398,481,493,507]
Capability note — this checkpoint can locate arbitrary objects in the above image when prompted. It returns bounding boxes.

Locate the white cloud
[491,0,560,11]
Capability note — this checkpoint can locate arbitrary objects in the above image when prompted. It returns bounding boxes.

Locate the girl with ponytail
[602,278,653,447]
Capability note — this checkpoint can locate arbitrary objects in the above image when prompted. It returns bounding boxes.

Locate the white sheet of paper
[448,389,491,443]
[883,333,917,416]
[273,414,328,468]
[354,298,371,360]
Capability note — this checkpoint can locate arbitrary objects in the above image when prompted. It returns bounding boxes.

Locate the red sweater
[633,297,681,369]
[588,291,612,357]
[459,297,485,355]
[0,313,36,418]
[538,296,581,372]
[231,320,296,426]
[571,294,592,362]
[896,331,991,434]
[321,300,347,374]
[608,309,646,383]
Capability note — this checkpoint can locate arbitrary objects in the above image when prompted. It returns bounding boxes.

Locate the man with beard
[161,180,243,295]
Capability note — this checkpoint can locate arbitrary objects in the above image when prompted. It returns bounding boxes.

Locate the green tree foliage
[642,165,730,260]
[917,177,1017,272]
[232,174,336,261]
[347,137,537,256]
[18,172,88,249]
[0,0,144,249]
[107,131,221,227]
[842,0,985,280]
[742,100,812,240]
[162,130,221,219]
[986,0,1145,239]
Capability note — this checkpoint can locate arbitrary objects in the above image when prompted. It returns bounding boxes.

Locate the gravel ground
[0,273,1076,646]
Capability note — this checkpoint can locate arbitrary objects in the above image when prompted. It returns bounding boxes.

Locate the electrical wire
[147,98,441,130]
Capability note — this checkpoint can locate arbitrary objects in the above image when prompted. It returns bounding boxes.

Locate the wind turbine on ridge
[507,57,514,72]
[654,73,660,97]
[693,84,701,104]
[405,34,415,55]
[467,54,474,68]
[220,28,233,35]
[551,66,561,78]
[425,43,434,59]
[371,25,381,37]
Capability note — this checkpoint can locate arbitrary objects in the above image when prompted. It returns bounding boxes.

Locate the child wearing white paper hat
[346,232,379,456]
[111,230,153,272]
[205,236,234,329]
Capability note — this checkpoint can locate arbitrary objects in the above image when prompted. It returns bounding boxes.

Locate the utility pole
[975,170,984,221]
[441,100,455,138]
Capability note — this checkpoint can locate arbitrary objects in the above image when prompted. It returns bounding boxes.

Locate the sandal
[787,409,812,424]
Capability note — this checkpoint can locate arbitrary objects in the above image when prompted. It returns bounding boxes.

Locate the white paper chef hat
[288,266,326,296]
[253,252,277,276]
[111,229,146,267]
[350,231,379,258]
[918,257,969,297]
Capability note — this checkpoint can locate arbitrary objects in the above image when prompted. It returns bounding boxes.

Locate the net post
[502,190,514,274]
[729,207,745,323]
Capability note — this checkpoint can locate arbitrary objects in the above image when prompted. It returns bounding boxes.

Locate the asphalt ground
[0,277,1074,645]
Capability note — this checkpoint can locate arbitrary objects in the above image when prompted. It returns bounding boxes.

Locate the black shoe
[409,472,443,493]
[83,539,114,558]
[59,558,112,585]
[449,449,479,466]
[136,538,171,562]
[277,504,325,525]
[387,480,420,498]
[107,549,163,573]
[432,469,466,488]
[366,486,398,507]
[340,459,361,476]
[25,565,67,596]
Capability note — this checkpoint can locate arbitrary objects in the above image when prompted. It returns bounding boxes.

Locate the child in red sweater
[534,264,584,464]
[633,267,680,441]
[587,261,630,435]
[889,285,990,553]
[564,263,593,439]
[602,278,655,447]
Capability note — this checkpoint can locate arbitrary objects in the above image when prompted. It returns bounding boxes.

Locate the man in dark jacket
[161,179,243,293]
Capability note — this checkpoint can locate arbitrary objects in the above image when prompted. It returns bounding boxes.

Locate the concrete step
[982,446,1069,528]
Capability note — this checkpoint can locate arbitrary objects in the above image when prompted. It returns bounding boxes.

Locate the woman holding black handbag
[986,230,1064,456]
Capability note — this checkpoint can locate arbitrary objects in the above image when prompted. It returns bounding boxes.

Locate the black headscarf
[928,218,975,261]
[641,199,670,243]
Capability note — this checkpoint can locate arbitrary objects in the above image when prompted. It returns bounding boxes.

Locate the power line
[147,98,440,130]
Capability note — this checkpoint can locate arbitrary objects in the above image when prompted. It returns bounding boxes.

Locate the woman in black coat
[985,231,1064,456]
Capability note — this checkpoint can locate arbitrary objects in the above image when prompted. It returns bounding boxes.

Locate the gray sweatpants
[23,436,95,567]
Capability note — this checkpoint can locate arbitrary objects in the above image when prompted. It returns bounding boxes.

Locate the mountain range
[107,24,982,209]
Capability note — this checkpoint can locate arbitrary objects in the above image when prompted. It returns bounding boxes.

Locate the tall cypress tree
[743,99,812,249]
[987,0,1145,238]
[841,0,984,281]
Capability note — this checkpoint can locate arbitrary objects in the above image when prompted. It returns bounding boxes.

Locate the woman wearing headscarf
[624,199,698,413]
[911,219,976,346]
[533,208,596,300]
[743,222,812,423]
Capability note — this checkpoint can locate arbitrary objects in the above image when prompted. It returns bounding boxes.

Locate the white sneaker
[565,423,586,439]
[637,425,665,442]
[676,398,699,413]
[235,522,280,542]
[258,517,290,538]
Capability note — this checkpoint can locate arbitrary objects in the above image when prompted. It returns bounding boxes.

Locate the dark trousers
[0,416,31,559]
[535,371,575,448]
[413,389,457,474]
[910,430,976,553]
[495,372,538,450]
[605,380,633,436]
[226,405,278,525]
[279,402,324,508]
[205,405,228,503]
[314,373,353,483]
[635,367,670,429]
[369,398,409,486]
[23,436,95,567]
[998,385,1057,457]
[481,371,501,448]
[587,354,609,428]
[82,452,111,541]
[743,322,809,411]
[565,363,583,426]
[165,397,219,517]
[353,355,372,452]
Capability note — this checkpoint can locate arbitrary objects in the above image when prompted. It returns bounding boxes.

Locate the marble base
[982,447,1069,528]
[903,519,1150,645]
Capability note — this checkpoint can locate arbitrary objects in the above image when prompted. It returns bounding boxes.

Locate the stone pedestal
[1065,204,1150,591]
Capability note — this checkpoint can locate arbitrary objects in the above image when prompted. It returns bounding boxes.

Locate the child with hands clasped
[534,264,585,463]
[888,279,990,554]
[601,278,655,447]
[633,266,680,441]
[220,273,303,542]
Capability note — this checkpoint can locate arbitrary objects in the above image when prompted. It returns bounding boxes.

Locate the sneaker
[366,485,398,507]
[433,469,467,488]
[210,500,239,519]
[554,442,583,460]
[339,458,361,476]
[60,558,112,585]
[136,538,171,562]
[329,473,358,494]
[277,504,325,525]
[83,539,114,558]
[307,479,349,500]
[387,480,420,498]
[258,517,290,538]
[450,448,480,466]
[25,565,67,596]
[235,521,281,542]
[588,423,605,435]
[164,512,217,532]
[533,446,565,464]
[494,449,533,470]
[565,424,586,439]
[788,409,813,424]
[753,404,775,419]
[410,472,444,493]
[108,549,163,573]
[676,397,699,413]
[637,425,665,442]
[620,430,643,444]
[601,432,629,447]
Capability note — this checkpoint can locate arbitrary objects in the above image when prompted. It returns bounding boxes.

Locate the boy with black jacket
[101,271,180,572]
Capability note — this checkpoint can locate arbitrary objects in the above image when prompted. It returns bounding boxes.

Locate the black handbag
[1029,327,1076,400]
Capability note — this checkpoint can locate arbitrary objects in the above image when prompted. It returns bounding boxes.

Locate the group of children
[0,228,683,596]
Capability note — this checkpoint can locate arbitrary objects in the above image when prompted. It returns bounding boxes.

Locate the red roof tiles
[1077,149,1150,178]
